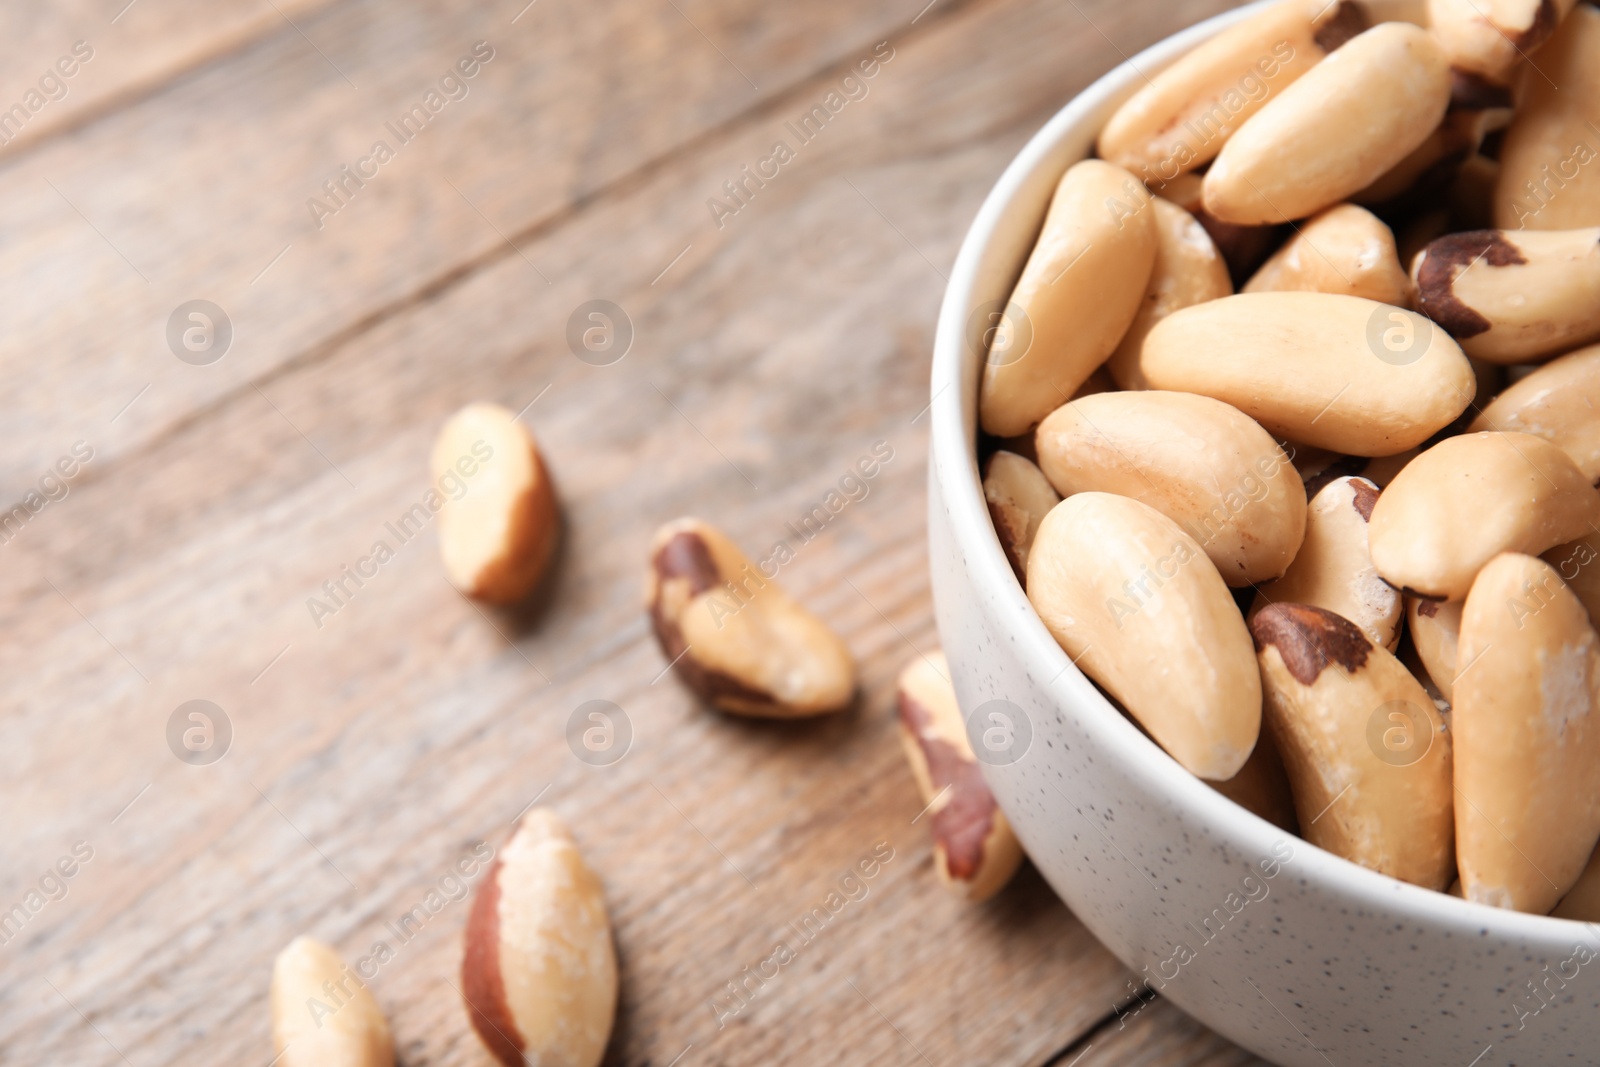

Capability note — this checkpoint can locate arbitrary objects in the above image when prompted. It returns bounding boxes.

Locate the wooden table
[0,0,1275,1063]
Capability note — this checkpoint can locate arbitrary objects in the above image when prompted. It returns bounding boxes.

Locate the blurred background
[0,0,1267,1063]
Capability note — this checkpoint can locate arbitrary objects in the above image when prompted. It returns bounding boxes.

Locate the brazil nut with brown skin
[1367,431,1600,600]
[1251,603,1455,889]
[647,518,855,717]
[1251,476,1401,650]
[1413,227,1600,363]
[1455,553,1600,913]
[1028,493,1262,780]
[896,652,1024,902]
[1035,391,1305,586]
[461,810,616,1067]
[1427,0,1576,87]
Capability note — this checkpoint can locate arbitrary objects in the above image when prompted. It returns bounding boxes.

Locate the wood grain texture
[0,0,335,158]
[0,0,1267,1064]
[0,0,936,497]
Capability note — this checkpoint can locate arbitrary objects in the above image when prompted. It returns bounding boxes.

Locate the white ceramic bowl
[928,5,1600,1064]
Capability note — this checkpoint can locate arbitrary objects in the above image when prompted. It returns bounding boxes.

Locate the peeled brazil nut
[1096,0,1362,184]
[462,809,617,1067]
[1203,23,1452,225]
[433,402,559,604]
[1139,292,1475,455]
[1468,342,1600,481]
[1251,476,1401,649]
[1105,198,1232,391]
[647,518,855,717]
[978,160,1157,437]
[1455,553,1600,912]
[896,652,1024,902]
[1428,0,1576,87]
[1494,4,1600,230]
[1367,431,1600,599]
[1027,492,1261,780]
[1242,203,1416,307]
[1034,391,1305,585]
[1407,595,1463,701]
[983,451,1060,585]
[1251,603,1454,889]
[1413,227,1600,363]
[271,937,394,1067]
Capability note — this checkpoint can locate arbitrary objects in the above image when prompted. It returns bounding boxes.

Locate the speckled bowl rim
[928,0,1588,945]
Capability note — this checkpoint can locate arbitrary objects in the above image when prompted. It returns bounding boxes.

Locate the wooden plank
[0,0,948,499]
[0,0,1260,1064]
[0,0,335,159]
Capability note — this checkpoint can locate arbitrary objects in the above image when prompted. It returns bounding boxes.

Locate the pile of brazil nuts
[980,0,1600,917]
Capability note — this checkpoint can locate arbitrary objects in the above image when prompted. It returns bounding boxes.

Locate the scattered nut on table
[647,517,855,717]
[896,652,1024,902]
[271,936,395,1067]
[433,402,560,604]
[461,809,617,1067]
